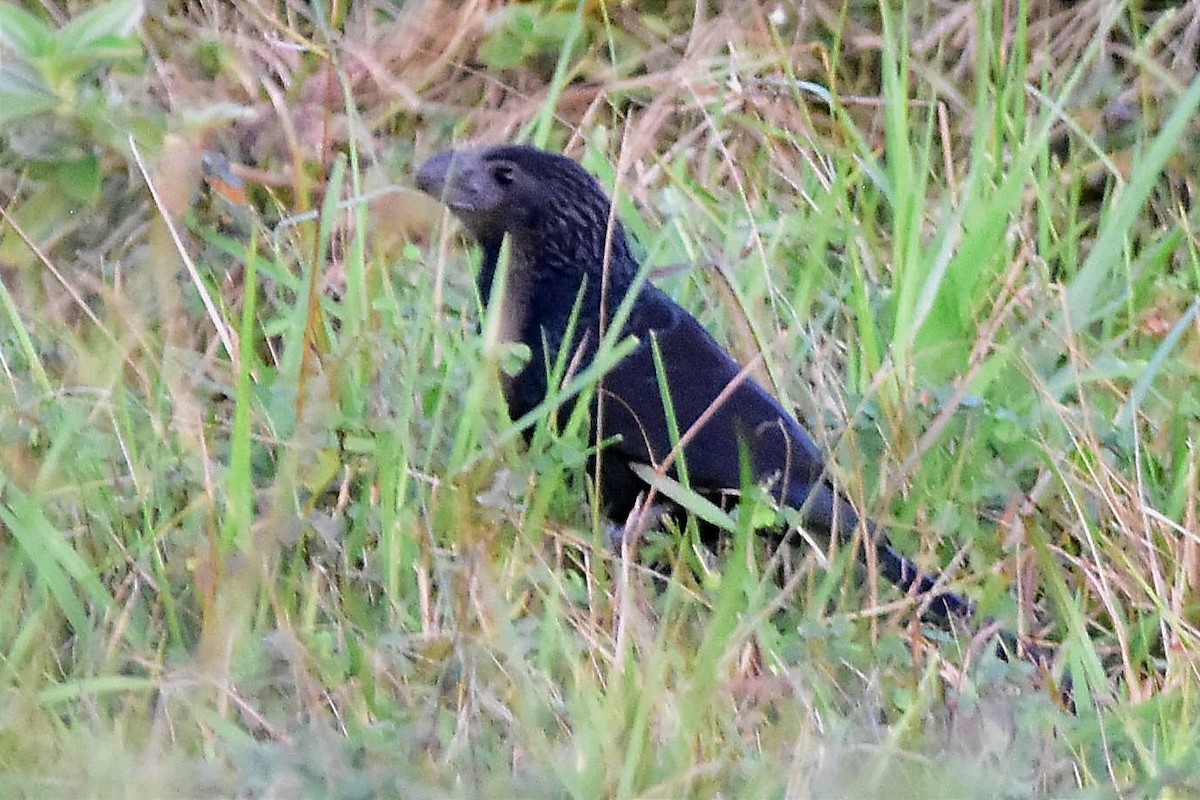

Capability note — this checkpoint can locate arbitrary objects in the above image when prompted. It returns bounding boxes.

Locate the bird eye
[491,164,515,186]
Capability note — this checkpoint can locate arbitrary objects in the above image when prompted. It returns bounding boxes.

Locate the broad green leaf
[54,155,101,204]
[479,35,528,71]
[0,1,51,58]
[56,0,143,55]
[56,33,142,67]
[0,89,58,124]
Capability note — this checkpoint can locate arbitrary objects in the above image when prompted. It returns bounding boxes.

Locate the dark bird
[415,143,1039,652]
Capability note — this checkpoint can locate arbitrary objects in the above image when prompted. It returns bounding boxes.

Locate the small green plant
[0,0,156,231]
[479,3,588,72]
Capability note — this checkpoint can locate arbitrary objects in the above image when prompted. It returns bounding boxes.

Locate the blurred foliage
[0,0,162,262]
[479,3,587,72]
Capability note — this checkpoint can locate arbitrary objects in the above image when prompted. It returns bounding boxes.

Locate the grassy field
[2,0,1199,796]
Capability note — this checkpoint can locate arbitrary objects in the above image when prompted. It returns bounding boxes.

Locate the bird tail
[870,532,975,623]
[785,482,975,625]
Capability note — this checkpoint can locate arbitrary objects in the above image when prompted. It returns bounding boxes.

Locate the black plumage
[415,144,1004,630]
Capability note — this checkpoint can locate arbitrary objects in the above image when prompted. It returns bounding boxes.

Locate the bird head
[415,145,636,280]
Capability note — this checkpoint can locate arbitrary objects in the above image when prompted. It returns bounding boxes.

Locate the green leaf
[536,11,578,43]
[0,1,52,59]
[512,7,535,36]
[498,341,532,377]
[56,0,143,56]
[0,58,53,95]
[58,33,142,67]
[629,463,738,533]
[479,34,529,71]
[0,184,75,266]
[0,86,58,126]
[54,155,101,204]
[38,675,157,706]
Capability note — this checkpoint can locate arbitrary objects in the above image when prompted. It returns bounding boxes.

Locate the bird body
[416,144,973,623]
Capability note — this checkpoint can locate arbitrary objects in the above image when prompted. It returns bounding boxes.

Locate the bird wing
[596,286,855,533]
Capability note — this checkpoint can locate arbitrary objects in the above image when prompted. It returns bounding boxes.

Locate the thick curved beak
[415,150,456,200]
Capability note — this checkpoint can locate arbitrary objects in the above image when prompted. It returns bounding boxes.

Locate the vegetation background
[2,0,1199,796]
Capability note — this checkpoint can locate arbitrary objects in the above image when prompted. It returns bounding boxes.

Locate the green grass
[2,0,1200,796]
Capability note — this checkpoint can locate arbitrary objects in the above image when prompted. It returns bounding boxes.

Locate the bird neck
[477,232,638,309]
[478,237,504,303]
